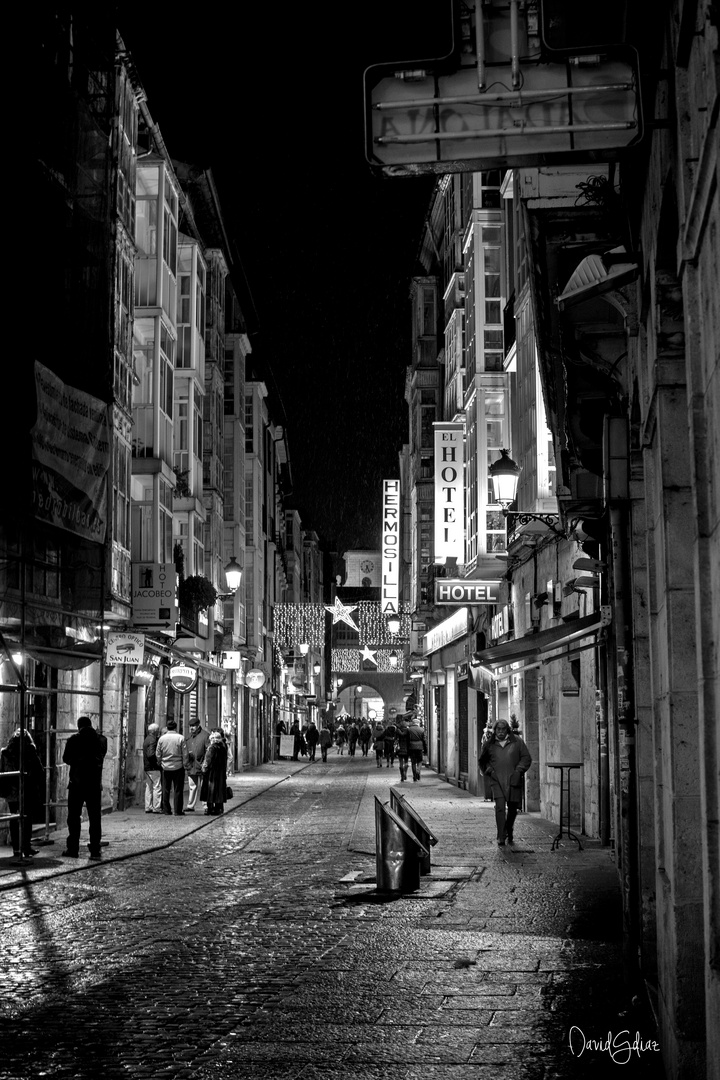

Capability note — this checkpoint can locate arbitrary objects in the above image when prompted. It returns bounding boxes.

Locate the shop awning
[198,660,226,686]
[472,612,603,674]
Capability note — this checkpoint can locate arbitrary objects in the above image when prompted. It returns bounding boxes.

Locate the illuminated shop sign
[423,607,469,655]
[169,663,198,694]
[381,479,400,614]
[435,579,501,605]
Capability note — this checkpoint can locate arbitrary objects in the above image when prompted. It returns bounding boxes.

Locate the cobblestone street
[1,757,664,1080]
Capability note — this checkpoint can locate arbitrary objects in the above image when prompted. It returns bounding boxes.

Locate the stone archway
[332,672,406,722]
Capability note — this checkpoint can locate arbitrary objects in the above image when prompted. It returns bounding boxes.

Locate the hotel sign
[435,579,501,605]
[381,479,400,614]
[132,562,178,627]
[434,423,464,564]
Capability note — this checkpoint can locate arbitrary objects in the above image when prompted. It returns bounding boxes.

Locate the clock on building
[360,559,374,573]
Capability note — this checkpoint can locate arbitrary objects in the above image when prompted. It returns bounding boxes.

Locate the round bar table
[547,762,584,850]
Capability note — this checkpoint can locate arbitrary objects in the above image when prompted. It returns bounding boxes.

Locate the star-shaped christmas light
[324,597,360,632]
[360,644,377,666]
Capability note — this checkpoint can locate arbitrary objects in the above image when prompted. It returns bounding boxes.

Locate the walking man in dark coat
[406,713,428,782]
[62,716,107,860]
[306,721,319,761]
[479,718,532,845]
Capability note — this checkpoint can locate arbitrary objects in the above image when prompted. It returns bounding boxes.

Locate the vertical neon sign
[381,479,400,614]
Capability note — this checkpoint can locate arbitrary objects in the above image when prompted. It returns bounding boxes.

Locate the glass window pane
[485,300,501,323]
[485,273,500,297]
[485,248,501,273]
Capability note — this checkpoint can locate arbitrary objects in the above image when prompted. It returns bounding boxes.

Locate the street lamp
[298,642,309,656]
[223,556,243,591]
[313,661,321,676]
[489,450,563,536]
[387,614,401,635]
[389,649,399,668]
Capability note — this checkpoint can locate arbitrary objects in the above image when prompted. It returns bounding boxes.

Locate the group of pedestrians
[1,715,231,866]
[370,712,427,781]
[332,720,373,757]
[142,720,228,818]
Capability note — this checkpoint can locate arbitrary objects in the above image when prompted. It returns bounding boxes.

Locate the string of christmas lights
[331,648,408,674]
[273,604,326,651]
[273,602,411,651]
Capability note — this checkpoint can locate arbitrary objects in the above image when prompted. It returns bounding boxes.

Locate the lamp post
[489,449,563,539]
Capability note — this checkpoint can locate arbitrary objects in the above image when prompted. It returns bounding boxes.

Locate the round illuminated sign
[246,669,266,689]
[169,663,198,694]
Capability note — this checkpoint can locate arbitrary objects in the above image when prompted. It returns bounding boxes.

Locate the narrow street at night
[1,756,662,1080]
[4,7,718,1079]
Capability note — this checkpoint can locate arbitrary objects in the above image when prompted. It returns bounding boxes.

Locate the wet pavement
[0,755,665,1079]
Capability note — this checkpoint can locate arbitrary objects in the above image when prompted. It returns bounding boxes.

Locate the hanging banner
[434,422,464,563]
[30,362,110,543]
[381,479,400,614]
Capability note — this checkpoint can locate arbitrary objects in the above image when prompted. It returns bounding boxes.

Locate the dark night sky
[117,3,453,553]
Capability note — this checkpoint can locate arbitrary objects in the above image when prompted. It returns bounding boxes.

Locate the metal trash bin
[375,796,429,893]
[389,790,438,875]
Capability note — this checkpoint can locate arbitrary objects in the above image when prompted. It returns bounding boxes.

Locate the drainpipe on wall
[607,413,641,981]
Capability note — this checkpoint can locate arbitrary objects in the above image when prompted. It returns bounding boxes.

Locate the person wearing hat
[185,719,210,812]
[479,718,532,845]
